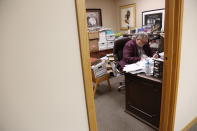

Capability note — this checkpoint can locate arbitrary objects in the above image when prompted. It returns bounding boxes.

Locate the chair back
[113,37,131,62]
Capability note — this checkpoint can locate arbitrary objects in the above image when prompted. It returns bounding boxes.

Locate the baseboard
[182,117,197,131]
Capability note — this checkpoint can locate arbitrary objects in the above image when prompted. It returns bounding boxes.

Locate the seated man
[119,33,157,68]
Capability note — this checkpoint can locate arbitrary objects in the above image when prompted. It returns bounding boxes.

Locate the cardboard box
[107,41,114,49]
[88,32,99,39]
[91,60,107,78]
[98,42,107,51]
[89,39,99,52]
[99,31,107,43]
[106,34,115,41]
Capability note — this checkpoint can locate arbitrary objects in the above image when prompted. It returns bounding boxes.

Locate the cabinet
[88,31,113,58]
[125,73,162,130]
[90,48,113,58]
[88,32,99,52]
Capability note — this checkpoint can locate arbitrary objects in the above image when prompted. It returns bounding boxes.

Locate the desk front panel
[125,73,162,130]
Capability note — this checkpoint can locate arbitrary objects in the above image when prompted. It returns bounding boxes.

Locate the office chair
[113,37,131,91]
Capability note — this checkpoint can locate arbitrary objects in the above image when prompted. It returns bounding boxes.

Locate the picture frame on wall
[120,4,136,30]
[86,9,102,28]
[142,9,165,32]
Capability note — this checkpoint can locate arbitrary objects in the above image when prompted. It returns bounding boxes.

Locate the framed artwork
[142,9,165,31]
[120,4,136,30]
[86,9,102,28]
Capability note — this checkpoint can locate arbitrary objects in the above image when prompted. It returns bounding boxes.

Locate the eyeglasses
[137,38,148,43]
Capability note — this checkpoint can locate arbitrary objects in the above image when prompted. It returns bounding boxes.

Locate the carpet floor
[189,123,197,131]
[94,75,156,131]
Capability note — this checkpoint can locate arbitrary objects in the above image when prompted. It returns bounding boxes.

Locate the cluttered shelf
[90,48,113,58]
[88,28,115,58]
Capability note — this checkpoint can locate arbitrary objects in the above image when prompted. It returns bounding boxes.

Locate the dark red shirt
[119,40,153,68]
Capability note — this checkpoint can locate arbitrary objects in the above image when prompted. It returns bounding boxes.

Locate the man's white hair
[136,32,148,39]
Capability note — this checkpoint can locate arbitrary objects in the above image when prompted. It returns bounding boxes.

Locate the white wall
[0,0,89,131]
[115,0,165,30]
[174,0,197,130]
[85,0,118,32]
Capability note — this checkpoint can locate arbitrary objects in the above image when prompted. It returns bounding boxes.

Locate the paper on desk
[159,52,164,60]
[106,53,113,57]
[108,57,114,61]
[100,56,108,61]
[123,63,143,72]
[129,69,144,74]
[159,52,164,57]
[123,59,149,73]
[152,57,164,62]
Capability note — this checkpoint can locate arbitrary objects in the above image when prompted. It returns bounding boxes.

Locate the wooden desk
[125,73,162,130]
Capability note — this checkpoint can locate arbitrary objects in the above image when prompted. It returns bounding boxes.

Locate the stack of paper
[100,56,108,61]
[159,52,164,60]
[123,59,149,74]
[106,53,113,57]
[123,63,143,73]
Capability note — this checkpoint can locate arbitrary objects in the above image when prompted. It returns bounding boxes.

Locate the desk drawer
[126,105,159,130]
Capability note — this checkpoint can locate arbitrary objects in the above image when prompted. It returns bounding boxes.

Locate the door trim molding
[75,0,97,131]
[182,117,197,131]
[160,0,184,130]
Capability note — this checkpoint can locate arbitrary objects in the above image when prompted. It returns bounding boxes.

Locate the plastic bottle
[145,59,151,76]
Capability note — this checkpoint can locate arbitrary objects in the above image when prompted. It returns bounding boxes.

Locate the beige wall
[85,0,165,32]
[115,0,165,31]
[86,0,118,32]
[174,0,197,130]
[0,0,89,131]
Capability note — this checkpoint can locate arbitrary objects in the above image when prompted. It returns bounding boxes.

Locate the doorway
[75,0,183,130]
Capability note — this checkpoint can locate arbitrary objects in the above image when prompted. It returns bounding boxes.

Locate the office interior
[86,0,165,131]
